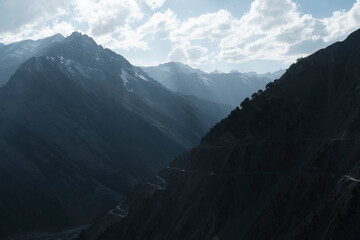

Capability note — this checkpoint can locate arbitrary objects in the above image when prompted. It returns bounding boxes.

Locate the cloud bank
[1,0,360,71]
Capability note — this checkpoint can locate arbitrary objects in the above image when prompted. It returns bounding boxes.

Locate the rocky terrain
[0,34,64,86]
[79,28,360,240]
[0,32,231,238]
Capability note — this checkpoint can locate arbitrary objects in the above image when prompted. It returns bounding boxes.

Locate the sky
[0,0,358,73]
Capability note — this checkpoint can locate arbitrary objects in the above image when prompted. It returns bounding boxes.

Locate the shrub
[240,97,250,108]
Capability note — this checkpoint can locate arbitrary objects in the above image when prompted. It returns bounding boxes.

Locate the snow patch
[120,69,130,87]
[120,69,135,92]
[45,56,55,62]
[136,72,149,81]
[198,74,211,85]
[58,56,90,79]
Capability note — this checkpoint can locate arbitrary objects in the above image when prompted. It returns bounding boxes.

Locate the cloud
[0,0,72,34]
[323,0,360,42]
[144,0,166,10]
[95,26,148,51]
[74,0,143,36]
[244,0,300,31]
[0,18,75,44]
[224,0,360,62]
[138,9,178,37]
[167,46,187,63]
[167,43,209,65]
[0,0,145,49]
[1,0,360,71]
[165,0,360,65]
[93,9,178,51]
[169,10,234,42]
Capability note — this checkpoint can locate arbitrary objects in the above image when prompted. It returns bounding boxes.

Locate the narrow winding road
[108,166,360,219]
[108,204,128,218]
[344,175,360,182]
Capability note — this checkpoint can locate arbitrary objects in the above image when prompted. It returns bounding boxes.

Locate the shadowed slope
[81,28,360,240]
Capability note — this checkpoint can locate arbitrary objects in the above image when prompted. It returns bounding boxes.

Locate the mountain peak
[50,33,65,41]
[171,61,190,67]
[67,31,91,40]
[211,69,222,74]
[38,33,65,44]
[69,31,83,37]
[66,31,97,46]
[162,62,205,75]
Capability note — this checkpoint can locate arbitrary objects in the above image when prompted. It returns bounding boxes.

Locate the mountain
[80,29,360,240]
[0,32,231,238]
[244,69,285,80]
[142,62,284,106]
[0,34,64,86]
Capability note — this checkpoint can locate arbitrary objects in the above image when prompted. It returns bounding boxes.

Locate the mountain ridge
[0,33,64,86]
[79,28,360,240]
[142,62,284,106]
[0,32,231,238]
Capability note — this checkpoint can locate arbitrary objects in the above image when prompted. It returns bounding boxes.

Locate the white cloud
[92,9,177,51]
[0,0,72,34]
[95,9,178,51]
[144,0,166,10]
[138,9,178,37]
[323,1,360,42]
[74,0,143,36]
[0,0,146,49]
[228,0,360,62]
[167,43,209,65]
[95,26,148,51]
[1,0,360,71]
[0,18,75,44]
[137,9,178,35]
[169,10,234,42]
[165,0,360,65]
[217,0,319,62]
[167,46,187,63]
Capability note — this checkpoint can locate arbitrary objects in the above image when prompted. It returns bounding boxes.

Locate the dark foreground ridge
[79,28,360,240]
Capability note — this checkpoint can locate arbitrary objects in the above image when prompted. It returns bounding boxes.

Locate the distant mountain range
[0,32,232,238]
[0,34,64,86]
[142,62,284,106]
[79,28,360,240]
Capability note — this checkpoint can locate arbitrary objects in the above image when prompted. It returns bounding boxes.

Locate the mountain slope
[142,62,284,106]
[0,32,231,238]
[82,28,360,240]
[0,34,64,86]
